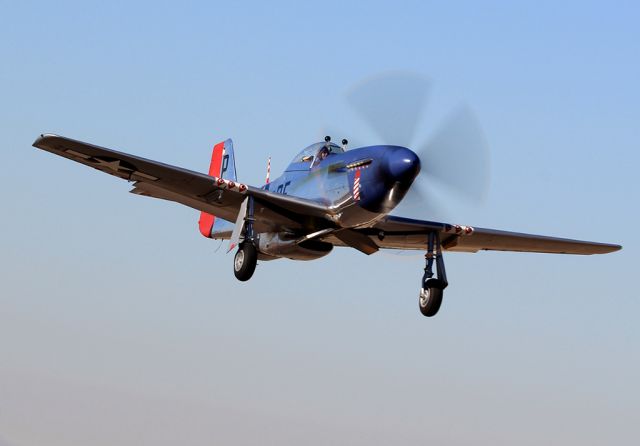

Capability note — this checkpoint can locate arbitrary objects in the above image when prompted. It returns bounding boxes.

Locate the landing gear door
[227,197,249,253]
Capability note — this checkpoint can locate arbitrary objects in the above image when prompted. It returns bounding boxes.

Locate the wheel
[419,286,443,317]
[233,242,257,281]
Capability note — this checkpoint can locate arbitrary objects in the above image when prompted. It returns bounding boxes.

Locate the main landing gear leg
[419,232,448,317]
[234,196,258,281]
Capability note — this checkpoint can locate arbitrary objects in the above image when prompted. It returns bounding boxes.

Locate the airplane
[32,132,621,318]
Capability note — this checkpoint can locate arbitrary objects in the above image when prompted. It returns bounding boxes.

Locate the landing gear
[234,242,257,281]
[419,286,443,317]
[233,196,258,282]
[419,231,448,317]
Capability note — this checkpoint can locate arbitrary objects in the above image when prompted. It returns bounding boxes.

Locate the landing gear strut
[419,231,448,317]
[233,196,258,281]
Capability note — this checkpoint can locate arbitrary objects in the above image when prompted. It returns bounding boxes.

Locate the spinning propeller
[341,72,491,217]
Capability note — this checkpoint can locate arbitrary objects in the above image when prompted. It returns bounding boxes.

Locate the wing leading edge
[366,215,621,255]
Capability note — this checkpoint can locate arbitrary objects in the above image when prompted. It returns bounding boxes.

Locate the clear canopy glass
[291,142,344,164]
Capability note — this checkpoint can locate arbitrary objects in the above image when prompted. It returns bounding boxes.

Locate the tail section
[198,139,237,238]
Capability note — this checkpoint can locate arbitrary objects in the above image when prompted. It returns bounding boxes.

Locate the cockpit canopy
[290,142,345,166]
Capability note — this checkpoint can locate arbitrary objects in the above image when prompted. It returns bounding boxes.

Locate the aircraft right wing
[32,134,334,234]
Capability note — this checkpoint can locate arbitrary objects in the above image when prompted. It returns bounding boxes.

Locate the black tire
[233,242,257,281]
[419,286,443,317]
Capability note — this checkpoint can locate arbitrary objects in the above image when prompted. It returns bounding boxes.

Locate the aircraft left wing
[348,215,621,255]
[32,134,332,233]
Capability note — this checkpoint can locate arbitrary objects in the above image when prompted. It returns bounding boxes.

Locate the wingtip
[32,133,59,148]
[598,243,623,254]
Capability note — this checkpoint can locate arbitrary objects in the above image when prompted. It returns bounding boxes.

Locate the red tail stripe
[208,141,225,177]
[199,141,225,238]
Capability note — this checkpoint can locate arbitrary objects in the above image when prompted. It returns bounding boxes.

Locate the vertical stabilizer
[198,139,237,238]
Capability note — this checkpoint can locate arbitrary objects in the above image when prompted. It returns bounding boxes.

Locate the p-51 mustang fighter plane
[32,133,620,317]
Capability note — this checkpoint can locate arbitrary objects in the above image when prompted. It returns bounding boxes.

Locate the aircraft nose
[385,147,421,186]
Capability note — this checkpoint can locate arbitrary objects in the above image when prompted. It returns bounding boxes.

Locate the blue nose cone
[385,147,421,186]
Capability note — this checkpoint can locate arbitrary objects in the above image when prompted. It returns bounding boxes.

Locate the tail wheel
[234,242,257,281]
[419,286,443,317]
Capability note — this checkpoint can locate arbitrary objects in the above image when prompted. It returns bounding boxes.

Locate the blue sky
[1,1,639,444]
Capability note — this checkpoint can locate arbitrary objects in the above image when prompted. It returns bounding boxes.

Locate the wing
[32,134,333,233]
[348,215,620,255]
